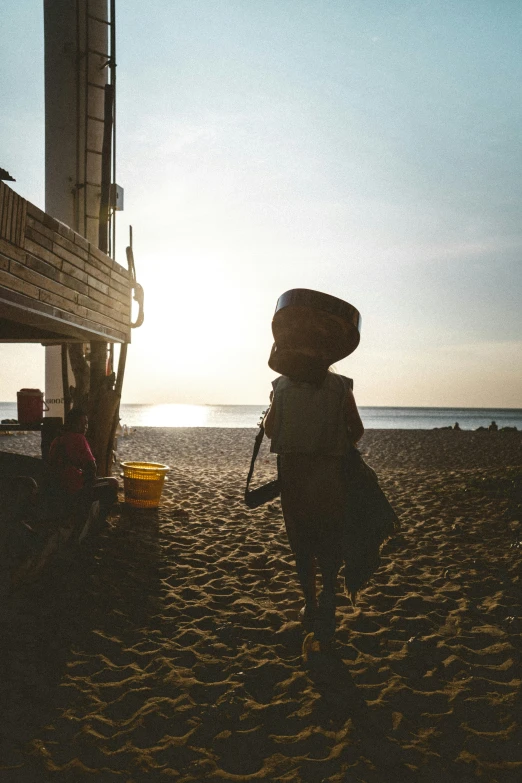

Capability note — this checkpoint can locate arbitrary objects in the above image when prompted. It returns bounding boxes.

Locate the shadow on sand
[304,646,415,780]
[0,505,164,775]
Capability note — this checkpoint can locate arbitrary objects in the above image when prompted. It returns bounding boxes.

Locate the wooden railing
[0,181,131,343]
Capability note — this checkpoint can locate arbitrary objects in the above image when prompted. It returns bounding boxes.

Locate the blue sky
[1,0,521,406]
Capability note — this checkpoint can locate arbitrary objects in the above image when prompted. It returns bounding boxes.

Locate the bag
[342,446,399,600]
[244,424,281,509]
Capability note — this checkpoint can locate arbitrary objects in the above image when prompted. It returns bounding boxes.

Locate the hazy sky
[1,0,521,406]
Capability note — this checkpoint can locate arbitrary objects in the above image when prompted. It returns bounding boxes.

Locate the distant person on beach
[48,409,118,515]
[263,354,364,646]
[489,420,498,432]
[453,422,460,430]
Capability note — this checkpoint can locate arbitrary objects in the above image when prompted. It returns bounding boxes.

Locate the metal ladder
[77,0,116,257]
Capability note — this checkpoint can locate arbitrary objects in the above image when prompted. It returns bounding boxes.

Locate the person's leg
[314,551,341,643]
[90,477,119,508]
[295,548,318,630]
[280,455,322,626]
[295,549,317,607]
[75,478,118,538]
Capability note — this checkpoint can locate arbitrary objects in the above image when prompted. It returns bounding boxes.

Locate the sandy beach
[0,427,521,782]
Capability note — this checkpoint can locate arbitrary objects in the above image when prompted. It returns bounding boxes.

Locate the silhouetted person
[263,355,364,646]
[489,420,498,432]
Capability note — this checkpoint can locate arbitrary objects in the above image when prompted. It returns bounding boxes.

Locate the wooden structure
[0,181,131,344]
[0,181,133,591]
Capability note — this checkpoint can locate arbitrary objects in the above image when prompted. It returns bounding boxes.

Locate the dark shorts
[45,477,118,517]
[279,453,347,561]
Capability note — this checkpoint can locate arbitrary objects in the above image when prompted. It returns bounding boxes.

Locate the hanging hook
[126,225,144,328]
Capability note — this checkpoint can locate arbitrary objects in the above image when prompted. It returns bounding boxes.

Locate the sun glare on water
[140,404,210,427]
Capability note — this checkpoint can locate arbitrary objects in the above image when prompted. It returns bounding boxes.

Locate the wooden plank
[40,288,87,317]
[6,188,14,242]
[8,189,17,243]
[54,231,89,262]
[5,235,127,313]
[42,212,60,233]
[87,275,109,296]
[111,266,131,288]
[109,280,131,302]
[26,215,56,242]
[86,253,113,279]
[86,248,127,277]
[89,244,112,266]
[78,292,129,325]
[26,225,54,252]
[85,259,111,286]
[82,321,129,342]
[9,259,79,305]
[77,310,129,340]
[83,302,129,330]
[1,184,8,228]
[1,186,11,239]
[25,253,90,296]
[0,267,40,299]
[0,287,129,343]
[0,183,5,225]
[108,286,131,308]
[97,254,128,276]
[60,258,89,285]
[26,200,47,224]
[52,240,85,272]
[8,189,15,240]
[17,197,27,247]
[1,186,9,238]
[11,188,23,245]
[85,284,130,316]
[78,292,125,324]
[1,184,133,339]
[24,237,63,270]
[55,220,76,243]
[0,236,26,263]
[73,232,89,252]
[110,258,130,277]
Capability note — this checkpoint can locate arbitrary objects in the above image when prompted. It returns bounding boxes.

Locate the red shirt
[49,432,96,493]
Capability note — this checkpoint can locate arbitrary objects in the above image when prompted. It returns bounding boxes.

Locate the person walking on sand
[263,353,364,647]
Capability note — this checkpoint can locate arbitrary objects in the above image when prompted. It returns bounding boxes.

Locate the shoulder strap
[245,424,266,492]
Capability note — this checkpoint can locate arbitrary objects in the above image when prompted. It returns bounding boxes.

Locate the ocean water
[1,402,521,430]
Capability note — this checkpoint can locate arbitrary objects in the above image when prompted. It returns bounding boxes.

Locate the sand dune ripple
[0,428,521,781]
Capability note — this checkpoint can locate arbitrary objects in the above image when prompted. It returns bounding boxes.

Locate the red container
[17,388,47,426]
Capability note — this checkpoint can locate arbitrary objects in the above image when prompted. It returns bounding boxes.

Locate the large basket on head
[121,461,170,509]
[268,288,361,376]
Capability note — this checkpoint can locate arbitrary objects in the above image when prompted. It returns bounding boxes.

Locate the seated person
[48,408,119,516]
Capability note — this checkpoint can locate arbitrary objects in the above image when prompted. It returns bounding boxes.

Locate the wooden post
[105,341,128,474]
[61,344,72,416]
[87,342,118,477]
[68,343,90,412]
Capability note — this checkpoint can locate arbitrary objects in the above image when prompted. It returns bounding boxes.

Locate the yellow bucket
[121,461,170,509]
